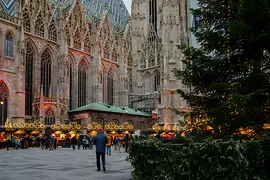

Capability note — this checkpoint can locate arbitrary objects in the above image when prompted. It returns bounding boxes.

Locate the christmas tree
[175,0,270,136]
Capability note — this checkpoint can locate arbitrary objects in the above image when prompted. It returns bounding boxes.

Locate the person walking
[83,136,87,150]
[6,136,11,151]
[117,136,122,153]
[89,136,93,149]
[93,128,108,172]
[123,134,130,153]
[49,135,55,151]
[71,136,77,150]
[106,135,112,155]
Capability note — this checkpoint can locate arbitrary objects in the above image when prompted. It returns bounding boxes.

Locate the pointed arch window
[154,71,160,91]
[74,29,81,50]
[107,70,114,105]
[84,33,91,53]
[41,49,52,97]
[0,82,8,126]
[35,14,44,37]
[78,60,87,107]
[25,43,34,116]
[5,32,13,57]
[23,10,31,33]
[48,21,57,42]
[45,109,55,125]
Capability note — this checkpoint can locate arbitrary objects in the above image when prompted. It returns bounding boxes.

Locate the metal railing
[0,11,19,24]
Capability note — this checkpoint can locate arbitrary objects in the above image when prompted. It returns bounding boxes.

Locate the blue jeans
[89,143,93,149]
[106,146,111,155]
[72,144,76,150]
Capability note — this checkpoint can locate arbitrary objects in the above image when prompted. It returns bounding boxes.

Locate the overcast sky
[123,0,131,14]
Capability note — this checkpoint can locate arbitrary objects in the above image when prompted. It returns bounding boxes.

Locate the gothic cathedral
[0,0,188,129]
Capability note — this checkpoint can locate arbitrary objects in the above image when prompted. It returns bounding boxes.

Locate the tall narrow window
[154,71,160,91]
[48,21,57,42]
[149,0,157,32]
[107,70,114,105]
[45,109,55,125]
[25,43,34,116]
[35,13,44,37]
[41,49,52,97]
[66,56,73,109]
[5,32,13,57]
[78,60,87,107]
[0,81,8,126]
[23,10,31,33]
[74,29,81,49]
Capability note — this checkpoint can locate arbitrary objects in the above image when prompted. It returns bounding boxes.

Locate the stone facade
[129,0,189,126]
[0,0,188,128]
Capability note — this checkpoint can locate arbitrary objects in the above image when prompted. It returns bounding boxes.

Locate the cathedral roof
[69,103,151,117]
[0,0,128,29]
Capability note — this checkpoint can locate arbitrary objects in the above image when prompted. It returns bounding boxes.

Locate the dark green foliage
[175,0,270,136]
[128,138,270,180]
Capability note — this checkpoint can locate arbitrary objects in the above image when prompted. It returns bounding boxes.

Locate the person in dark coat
[93,128,108,171]
[71,136,77,150]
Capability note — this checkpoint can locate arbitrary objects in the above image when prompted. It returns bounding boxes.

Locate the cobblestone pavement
[0,147,132,180]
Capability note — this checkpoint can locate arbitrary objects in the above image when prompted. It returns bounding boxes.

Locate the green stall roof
[69,103,151,117]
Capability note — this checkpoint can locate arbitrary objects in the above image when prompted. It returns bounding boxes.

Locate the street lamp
[0,101,4,126]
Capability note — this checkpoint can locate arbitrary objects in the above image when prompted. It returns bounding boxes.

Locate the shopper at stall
[93,128,108,172]
[49,135,55,151]
[6,136,11,151]
[106,135,112,155]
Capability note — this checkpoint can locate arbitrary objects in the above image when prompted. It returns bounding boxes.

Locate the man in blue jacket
[93,128,108,171]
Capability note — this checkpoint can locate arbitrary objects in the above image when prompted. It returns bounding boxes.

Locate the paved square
[0,147,132,180]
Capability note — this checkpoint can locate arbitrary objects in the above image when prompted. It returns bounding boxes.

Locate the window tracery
[23,10,30,33]
[41,49,52,97]
[84,32,91,53]
[45,109,55,125]
[25,43,34,116]
[148,50,155,67]
[5,32,13,57]
[103,40,110,59]
[78,60,87,107]
[48,21,57,42]
[0,81,8,126]
[140,57,146,69]
[74,29,81,50]
[35,14,44,37]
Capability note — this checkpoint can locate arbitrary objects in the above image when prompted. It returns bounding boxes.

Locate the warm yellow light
[0,101,3,104]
